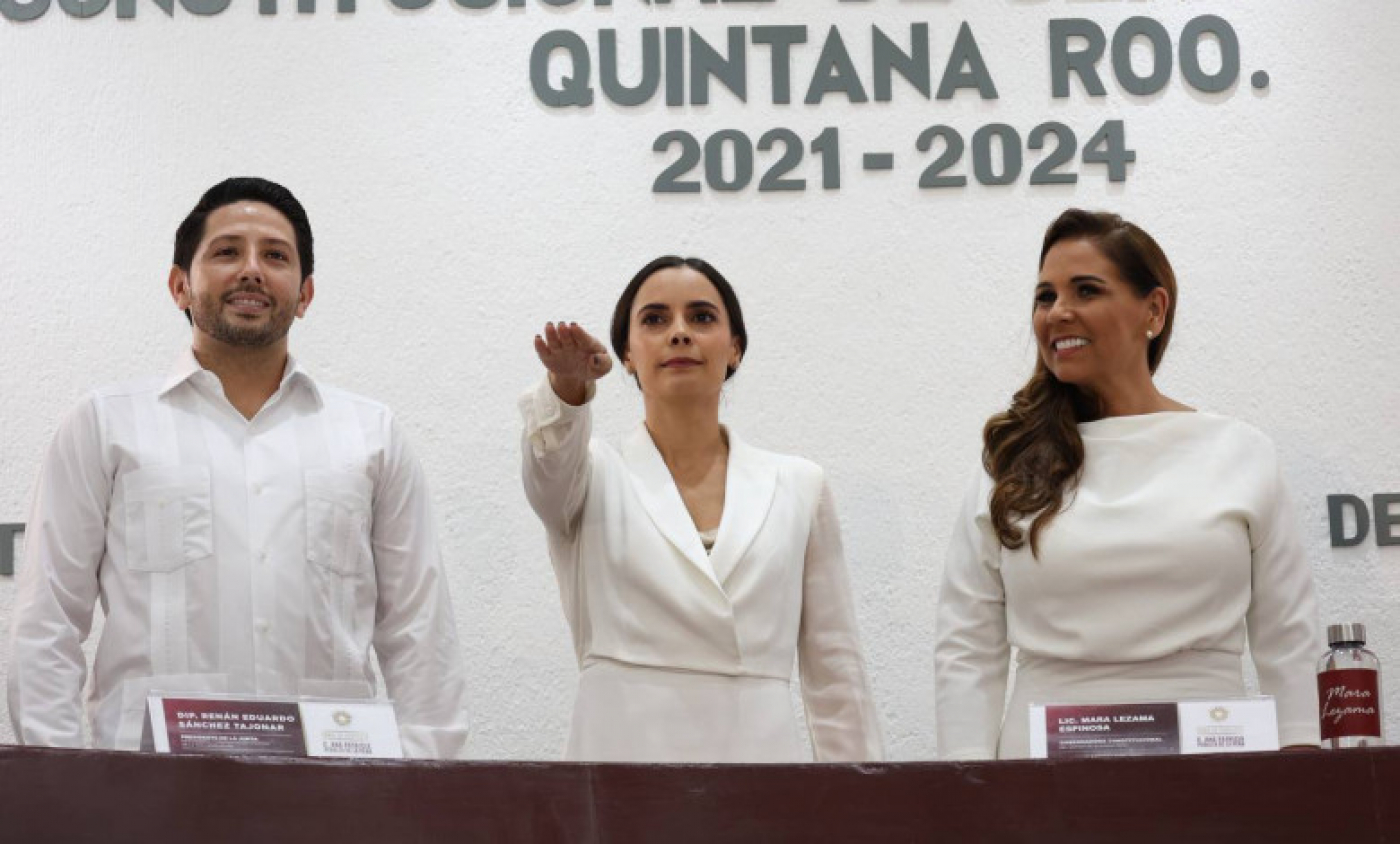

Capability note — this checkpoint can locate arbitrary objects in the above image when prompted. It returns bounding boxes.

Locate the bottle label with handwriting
[1318,669,1382,740]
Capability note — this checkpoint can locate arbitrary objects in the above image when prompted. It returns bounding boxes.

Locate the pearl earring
[1146,330,1155,340]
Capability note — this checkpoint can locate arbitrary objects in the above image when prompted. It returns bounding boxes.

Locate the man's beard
[190,288,296,348]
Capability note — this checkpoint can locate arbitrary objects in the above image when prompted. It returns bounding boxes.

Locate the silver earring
[1146,329,1155,340]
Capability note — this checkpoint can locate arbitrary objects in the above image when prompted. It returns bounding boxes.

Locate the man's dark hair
[173,177,314,280]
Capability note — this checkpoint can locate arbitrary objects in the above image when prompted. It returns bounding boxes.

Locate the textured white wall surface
[1,1,1397,759]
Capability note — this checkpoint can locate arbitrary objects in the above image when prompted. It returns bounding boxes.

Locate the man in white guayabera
[7,178,470,758]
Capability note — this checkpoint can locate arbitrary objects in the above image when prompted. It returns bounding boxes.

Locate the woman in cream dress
[935,210,1321,760]
[521,256,882,763]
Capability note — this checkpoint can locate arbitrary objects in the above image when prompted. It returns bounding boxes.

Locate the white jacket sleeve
[797,479,885,762]
[1246,447,1323,747]
[8,396,110,748]
[371,416,472,760]
[934,473,1010,761]
[518,377,594,538]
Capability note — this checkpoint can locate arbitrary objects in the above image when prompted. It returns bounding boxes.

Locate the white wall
[1,0,1396,759]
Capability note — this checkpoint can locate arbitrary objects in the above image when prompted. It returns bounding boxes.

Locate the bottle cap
[1327,623,1367,646]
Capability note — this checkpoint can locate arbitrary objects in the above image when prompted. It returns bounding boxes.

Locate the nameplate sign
[147,694,404,759]
[1028,697,1279,759]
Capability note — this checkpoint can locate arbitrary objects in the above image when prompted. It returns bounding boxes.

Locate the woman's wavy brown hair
[983,209,1178,556]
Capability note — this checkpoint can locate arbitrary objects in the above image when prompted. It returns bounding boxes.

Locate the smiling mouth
[1052,337,1089,352]
[225,294,271,312]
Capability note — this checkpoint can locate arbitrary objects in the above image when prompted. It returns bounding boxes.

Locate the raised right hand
[535,322,613,403]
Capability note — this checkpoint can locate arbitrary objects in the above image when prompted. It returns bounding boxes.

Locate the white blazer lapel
[708,431,778,587]
[622,426,723,591]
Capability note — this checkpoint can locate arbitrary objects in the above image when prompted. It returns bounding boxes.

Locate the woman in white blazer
[520,256,883,763]
[934,210,1321,760]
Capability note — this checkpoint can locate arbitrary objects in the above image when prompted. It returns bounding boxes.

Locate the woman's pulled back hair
[983,209,1177,556]
[610,256,748,381]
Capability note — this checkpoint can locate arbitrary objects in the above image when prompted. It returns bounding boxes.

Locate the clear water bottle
[1317,623,1384,748]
